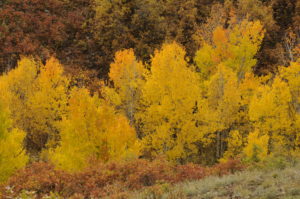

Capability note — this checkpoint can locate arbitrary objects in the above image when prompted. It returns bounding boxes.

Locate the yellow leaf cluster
[137,42,208,162]
[0,100,28,182]
[105,49,145,124]
[243,129,269,162]
[0,57,69,156]
[195,19,264,81]
[50,88,139,172]
[249,77,293,150]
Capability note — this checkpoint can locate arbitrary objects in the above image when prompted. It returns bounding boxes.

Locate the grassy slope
[131,164,300,199]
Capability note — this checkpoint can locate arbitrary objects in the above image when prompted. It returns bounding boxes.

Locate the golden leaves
[0,100,28,182]
[137,42,206,162]
[195,20,264,80]
[50,88,139,172]
[243,129,269,162]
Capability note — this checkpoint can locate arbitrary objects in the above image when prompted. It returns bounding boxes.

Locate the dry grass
[131,163,300,199]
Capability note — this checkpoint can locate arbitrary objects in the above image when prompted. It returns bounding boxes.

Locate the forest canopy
[0,0,300,197]
[0,0,299,77]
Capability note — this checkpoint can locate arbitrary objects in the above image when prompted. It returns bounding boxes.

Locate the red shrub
[0,159,245,198]
[209,159,246,176]
[177,163,207,181]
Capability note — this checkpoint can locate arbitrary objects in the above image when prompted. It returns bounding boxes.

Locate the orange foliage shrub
[209,159,246,176]
[1,159,245,198]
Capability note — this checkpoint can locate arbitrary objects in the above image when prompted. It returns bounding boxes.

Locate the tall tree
[50,88,139,172]
[249,76,294,152]
[104,49,146,127]
[0,100,28,182]
[0,57,69,157]
[194,20,264,161]
[137,42,209,163]
[204,64,242,159]
[195,19,264,81]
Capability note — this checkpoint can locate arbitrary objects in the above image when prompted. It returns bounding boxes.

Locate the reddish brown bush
[177,163,207,181]
[0,159,245,198]
[209,159,246,176]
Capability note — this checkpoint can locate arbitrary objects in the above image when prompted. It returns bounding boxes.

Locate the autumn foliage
[0,101,28,182]
[0,57,69,156]
[49,88,139,172]
[1,159,244,198]
[0,1,300,197]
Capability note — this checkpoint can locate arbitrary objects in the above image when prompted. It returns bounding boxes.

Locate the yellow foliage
[194,43,215,79]
[106,49,145,124]
[50,88,139,172]
[203,64,244,162]
[0,57,38,129]
[206,64,241,129]
[278,61,300,150]
[226,20,264,80]
[243,129,269,162]
[137,42,208,162]
[0,57,69,156]
[279,61,300,106]
[109,49,145,89]
[194,20,264,161]
[239,72,262,105]
[195,20,264,80]
[249,76,293,151]
[213,26,228,45]
[27,58,69,150]
[221,130,243,161]
[1,18,299,169]
[0,101,28,182]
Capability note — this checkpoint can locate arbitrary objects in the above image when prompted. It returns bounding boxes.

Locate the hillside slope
[132,164,300,199]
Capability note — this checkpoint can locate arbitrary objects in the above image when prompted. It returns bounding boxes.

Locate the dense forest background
[0,0,299,78]
[1,0,300,198]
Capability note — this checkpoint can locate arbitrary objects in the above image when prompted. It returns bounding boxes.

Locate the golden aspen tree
[221,130,243,161]
[105,49,146,125]
[226,20,264,80]
[27,58,69,152]
[278,61,300,150]
[217,74,267,162]
[50,88,139,172]
[0,57,37,129]
[195,20,264,80]
[194,20,264,162]
[0,100,28,182]
[243,129,269,162]
[279,61,300,113]
[193,43,215,79]
[206,64,241,130]
[0,57,38,155]
[137,42,208,163]
[239,72,264,106]
[0,57,69,157]
[249,76,293,152]
[204,64,242,160]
